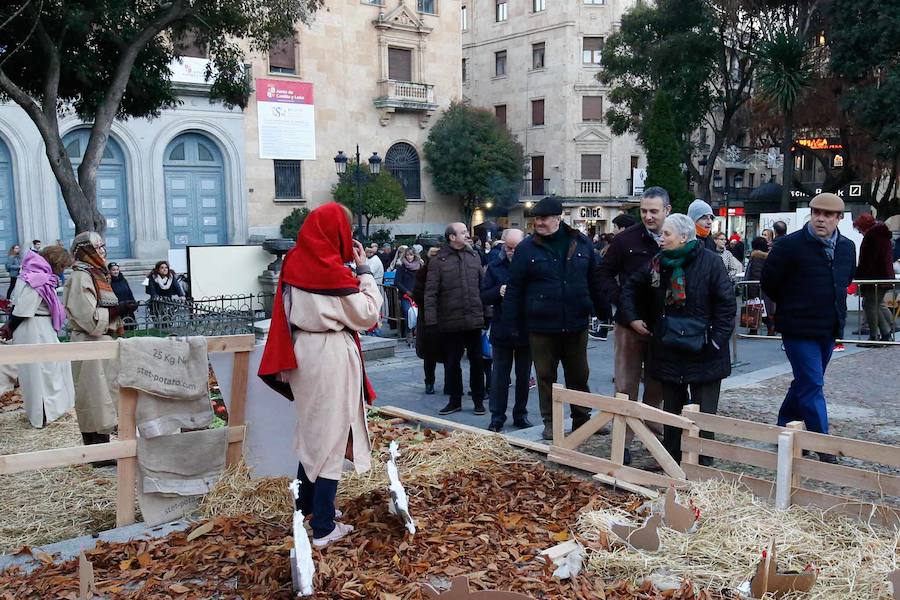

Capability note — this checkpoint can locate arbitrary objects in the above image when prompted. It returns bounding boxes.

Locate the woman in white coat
[0,246,75,427]
[259,202,382,547]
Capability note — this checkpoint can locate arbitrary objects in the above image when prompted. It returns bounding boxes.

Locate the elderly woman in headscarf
[259,202,382,548]
[64,232,137,455]
[0,246,75,427]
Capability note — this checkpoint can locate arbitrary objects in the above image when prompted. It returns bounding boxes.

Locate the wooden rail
[0,334,254,527]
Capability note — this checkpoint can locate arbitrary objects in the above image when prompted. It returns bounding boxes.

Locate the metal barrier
[375,284,412,344]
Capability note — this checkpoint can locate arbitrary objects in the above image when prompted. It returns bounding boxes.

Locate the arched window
[385,142,420,199]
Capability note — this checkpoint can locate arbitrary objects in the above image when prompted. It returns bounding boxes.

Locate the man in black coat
[761,193,856,463]
[502,197,605,440]
[596,187,670,463]
[425,223,486,416]
[481,229,532,432]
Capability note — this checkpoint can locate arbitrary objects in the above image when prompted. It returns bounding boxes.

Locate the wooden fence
[0,334,254,528]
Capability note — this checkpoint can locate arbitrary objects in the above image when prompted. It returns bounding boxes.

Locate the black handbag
[654,314,708,353]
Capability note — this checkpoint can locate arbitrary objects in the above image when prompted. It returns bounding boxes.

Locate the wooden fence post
[681,404,701,466]
[775,431,795,510]
[552,386,565,447]
[116,387,139,527]
[786,421,805,490]
[226,350,251,467]
[610,416,627,465]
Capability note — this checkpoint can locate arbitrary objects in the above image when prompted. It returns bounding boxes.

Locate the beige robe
[285,272,382,481]
[10,281,75,427]
[63,270,123,434]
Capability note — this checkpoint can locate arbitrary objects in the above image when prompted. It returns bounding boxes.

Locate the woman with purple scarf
[0,247,75,427]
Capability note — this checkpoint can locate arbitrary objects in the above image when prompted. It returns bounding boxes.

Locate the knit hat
[687,199,714,223]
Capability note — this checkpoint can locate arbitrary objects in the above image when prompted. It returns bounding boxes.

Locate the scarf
[402,257,422,271]
[807,222,838,261]
[18,251,66,332]
[659,240,700,305]
[695,223,711,239]
[71,234,123,336]
[259,202,377,404]
[153,273,175,291]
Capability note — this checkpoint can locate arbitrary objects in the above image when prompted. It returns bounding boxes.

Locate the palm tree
[755,29,813,211]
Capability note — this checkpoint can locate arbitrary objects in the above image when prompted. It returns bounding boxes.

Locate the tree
[754,28,813,210]
[332,162,407,237]
[280,207,310,240]
[642,91,692,214]
[423,102,524,227]
[0,0,321,234]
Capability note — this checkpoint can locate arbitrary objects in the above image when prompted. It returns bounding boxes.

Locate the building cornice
[462,21,576,50]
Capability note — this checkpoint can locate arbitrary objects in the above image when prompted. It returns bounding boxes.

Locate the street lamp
[334,146,382,241]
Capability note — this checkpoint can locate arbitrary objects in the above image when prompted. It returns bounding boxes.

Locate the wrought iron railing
[521,178,549,197]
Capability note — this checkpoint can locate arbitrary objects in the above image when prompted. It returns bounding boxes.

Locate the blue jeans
[295,461,339,539]
[489,345,532,426]
[778,337,834,434]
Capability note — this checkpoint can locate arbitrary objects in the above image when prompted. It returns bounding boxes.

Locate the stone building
[461,0,645,235]
[0,0,462,270]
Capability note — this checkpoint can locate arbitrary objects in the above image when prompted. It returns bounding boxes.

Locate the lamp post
[732,173,744,236]
[333,146,382,241]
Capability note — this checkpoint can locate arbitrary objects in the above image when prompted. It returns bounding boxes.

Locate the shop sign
[718,207,745,217]
[795,138,842,151]
[577,206,604,220]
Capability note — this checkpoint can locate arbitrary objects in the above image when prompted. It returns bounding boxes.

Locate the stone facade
[461,0,645,233]
[243,0,464,239]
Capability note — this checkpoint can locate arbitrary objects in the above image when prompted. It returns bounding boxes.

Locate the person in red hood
[854,213,895,342]
[259,202,382,547]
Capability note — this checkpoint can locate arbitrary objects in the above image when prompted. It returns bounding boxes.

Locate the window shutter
[531,99,544,126]
[388,48,413,81]
[582,96,602,121]
[269,37,297,72]
[581,154,602,180]
[495,104,507,124]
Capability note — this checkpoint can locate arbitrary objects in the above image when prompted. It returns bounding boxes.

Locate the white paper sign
[256,78,316,160]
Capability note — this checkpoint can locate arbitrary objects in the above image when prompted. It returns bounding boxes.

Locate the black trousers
[662,380,721,464]
[295,461,339,539]
[443,329,485,402]
[489,344,532,426]
[5,276,16,300]
[529,330,591,426]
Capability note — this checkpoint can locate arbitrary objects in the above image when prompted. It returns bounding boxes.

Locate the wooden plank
[553,385,694,429]
[0,426,246,475]
[681,437,778,470]
[116,387,139,528]
[225,350,251,467]
[683,462,776,501]
[681,405,701,466]
[789,488,900,530]
[560,411,613,451]
[610,415,626,465]
[687,411,785,444]
[548,446,685,488]
[626,417,685,480]
[775,431,795,509]
[374,405,550,454]
[786,421,805,489]
[592,473,660,499]
[792,430,900,469]
[793,457,900,497]
[0,334,256,366]
[551,387,565,447]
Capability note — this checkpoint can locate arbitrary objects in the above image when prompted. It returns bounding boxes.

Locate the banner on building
[632,168,647,196]
[256,79,316,160]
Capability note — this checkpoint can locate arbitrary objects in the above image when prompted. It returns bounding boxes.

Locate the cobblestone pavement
[367,334,899,508]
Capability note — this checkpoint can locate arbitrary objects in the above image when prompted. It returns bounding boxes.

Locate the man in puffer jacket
[761,193,856,462]
[502,197,605,440]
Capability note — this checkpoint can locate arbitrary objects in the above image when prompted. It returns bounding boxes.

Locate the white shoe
[313,522,354,547]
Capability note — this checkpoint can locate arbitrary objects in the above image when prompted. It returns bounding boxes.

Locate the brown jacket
[424,245,484,332]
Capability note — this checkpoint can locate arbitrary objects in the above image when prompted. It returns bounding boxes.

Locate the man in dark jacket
[481,229,532,432]
[502,197,604,440]
[761,193,856,462]
[596,187,669,463]
[425,222,486,415]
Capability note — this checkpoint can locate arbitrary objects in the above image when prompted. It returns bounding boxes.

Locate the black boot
[81,432,116,468]
[425,382,435,395]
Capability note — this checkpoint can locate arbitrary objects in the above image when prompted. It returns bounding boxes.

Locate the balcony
[374,80,438,127]
[521,178,550,197]
[576,179,607,196]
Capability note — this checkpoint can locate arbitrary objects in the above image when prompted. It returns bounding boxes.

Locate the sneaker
[312,522,354,547]
[424,383,435,395]
[487,422,503,433]
[528,377,537,389]
[439,401,461,415]
[473,402,486,416]
[833,343,846,352]
[588,328,603,340]
[513,417,533,429]
[597,327,609,341]
[541,424,553,440]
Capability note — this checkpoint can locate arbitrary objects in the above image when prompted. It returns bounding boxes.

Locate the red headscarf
[258,202,377,403]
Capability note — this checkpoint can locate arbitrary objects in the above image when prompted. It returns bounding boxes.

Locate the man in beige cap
[761,193,856,462]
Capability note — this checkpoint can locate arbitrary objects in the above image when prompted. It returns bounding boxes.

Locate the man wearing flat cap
[761,193,856,463]
[502,196,606,440]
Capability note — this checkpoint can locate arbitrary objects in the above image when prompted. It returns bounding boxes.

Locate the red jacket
[856,222,894,280]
